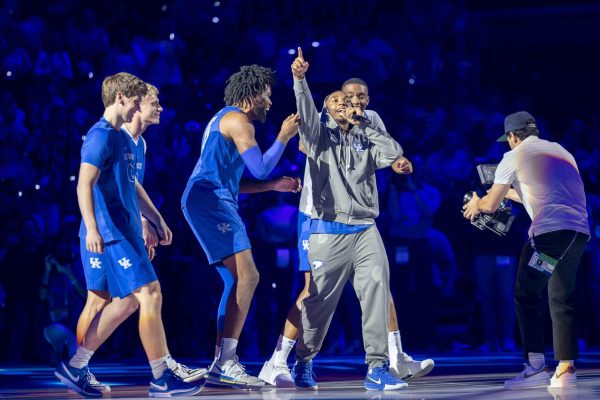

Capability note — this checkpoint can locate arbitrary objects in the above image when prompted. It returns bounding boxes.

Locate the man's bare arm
[77,163,103,253]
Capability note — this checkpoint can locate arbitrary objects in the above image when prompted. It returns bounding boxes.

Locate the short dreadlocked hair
[224,65,276,107]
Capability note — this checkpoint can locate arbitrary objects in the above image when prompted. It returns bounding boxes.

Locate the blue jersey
[123,125,146,184]
[79,117,142,242]
[182,106,245,208]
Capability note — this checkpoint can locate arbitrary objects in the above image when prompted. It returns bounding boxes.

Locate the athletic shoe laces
[83,367,101,385]
[299,363,315,382]
[171,362,193,375]
[225,356,250,379]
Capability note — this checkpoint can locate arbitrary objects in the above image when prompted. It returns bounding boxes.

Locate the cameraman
[463,111,590,389]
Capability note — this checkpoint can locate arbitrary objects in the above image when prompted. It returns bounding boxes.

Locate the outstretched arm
[462,183,511,220]
[505,188,522,203]
[240,176,302,194]
[223,112,300,179]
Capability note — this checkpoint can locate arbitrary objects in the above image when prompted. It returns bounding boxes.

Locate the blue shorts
[182,201,251,265]
[80,237,157,298]
[297,212,311,272]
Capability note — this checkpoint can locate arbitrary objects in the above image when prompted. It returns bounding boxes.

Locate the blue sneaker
[292,361,318,390]
[364,364,408,391]
[54,361,103,397]
[149,369,202,397]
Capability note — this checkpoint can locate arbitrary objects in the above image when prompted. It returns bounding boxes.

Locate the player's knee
[123,299,140,316]
[243,269,260,288]
[142,288,163,309]
[87,296,109,315]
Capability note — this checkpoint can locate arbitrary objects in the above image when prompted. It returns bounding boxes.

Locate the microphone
[351,112,369,123]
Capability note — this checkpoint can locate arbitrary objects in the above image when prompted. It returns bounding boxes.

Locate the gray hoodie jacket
[294,78,403,225]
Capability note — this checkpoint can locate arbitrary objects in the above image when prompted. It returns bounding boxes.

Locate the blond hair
[145,83,159,97]
[101,72,148,108]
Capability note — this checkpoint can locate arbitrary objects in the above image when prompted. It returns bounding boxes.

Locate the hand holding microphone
[343,106,367,125]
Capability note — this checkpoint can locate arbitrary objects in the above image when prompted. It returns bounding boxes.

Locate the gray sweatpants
[295,225,391,368]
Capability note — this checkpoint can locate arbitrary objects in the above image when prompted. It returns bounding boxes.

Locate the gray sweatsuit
[293,78,403,368]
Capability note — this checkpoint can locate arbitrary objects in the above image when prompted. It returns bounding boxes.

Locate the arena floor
[1,353,599,399]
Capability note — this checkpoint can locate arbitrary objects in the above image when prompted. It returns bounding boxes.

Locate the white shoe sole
[206,375,265,390]
[408,360,435,380]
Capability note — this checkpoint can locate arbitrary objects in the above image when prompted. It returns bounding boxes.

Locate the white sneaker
[258,359,295,387]
[206,356,265,390]
[504,363,550,389]
[166,357,208,383]
[391,353,435,380]
[549,366,577,388]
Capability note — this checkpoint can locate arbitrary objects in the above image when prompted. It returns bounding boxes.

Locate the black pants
[514,229,589,360]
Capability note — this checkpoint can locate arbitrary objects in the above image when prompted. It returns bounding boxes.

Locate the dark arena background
[1,0,599,399]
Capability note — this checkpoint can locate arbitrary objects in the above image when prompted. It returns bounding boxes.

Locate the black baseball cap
[497,111,536,142]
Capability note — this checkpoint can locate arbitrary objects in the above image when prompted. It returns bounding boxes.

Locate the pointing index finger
[297,47,304,61]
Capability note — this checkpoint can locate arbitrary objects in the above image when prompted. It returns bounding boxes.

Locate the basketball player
[54,73,201,398]
[181,65,300,390]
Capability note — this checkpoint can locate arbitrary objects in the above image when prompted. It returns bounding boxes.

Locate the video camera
[463,164,515,236]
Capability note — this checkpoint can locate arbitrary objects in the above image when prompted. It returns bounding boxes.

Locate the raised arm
[292,47,322,156]
[222,112,299,180]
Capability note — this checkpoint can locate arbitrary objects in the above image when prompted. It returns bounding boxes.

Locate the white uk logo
[312,259,324,270]
[217,223,232,233]
[90,257,102,269]
[302,240,310,251]
[118,257,132,269]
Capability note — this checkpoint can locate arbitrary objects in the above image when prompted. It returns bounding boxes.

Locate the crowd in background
[1,0,599,364]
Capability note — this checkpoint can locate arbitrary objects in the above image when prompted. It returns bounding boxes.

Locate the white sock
[219,338,238,362]
[69,346,94,369]
[271,335,296,366]
[528,352,545,370]
[150,354,170,380]
[388,331,402,366]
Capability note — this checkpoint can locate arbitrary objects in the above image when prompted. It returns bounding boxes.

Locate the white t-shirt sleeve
[494,152,517,185]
